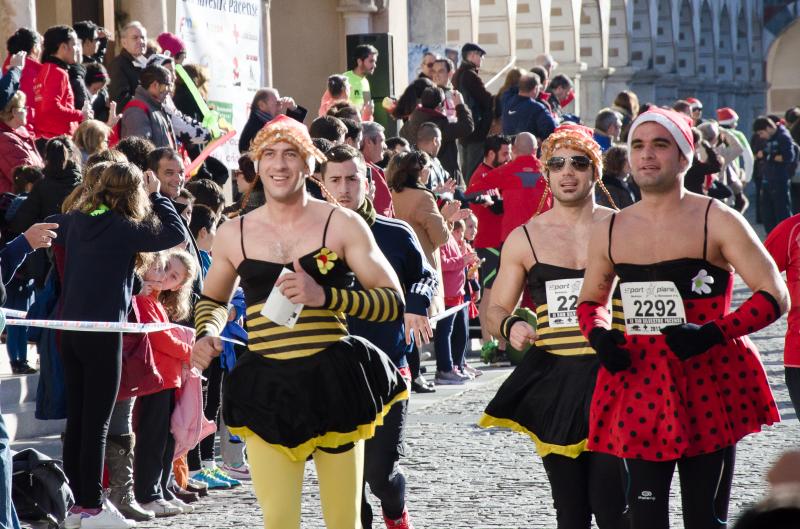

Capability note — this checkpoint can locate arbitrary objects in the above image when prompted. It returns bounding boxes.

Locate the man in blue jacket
[320,144,437,529]
[755,116,800,233]
[501,72,556,143]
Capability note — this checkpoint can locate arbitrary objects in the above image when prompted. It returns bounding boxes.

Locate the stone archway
[697,0,715,79]
[717,4,735,82]
[607,0,629,68]
[735,6,750,81]
[515,0,551,67]
[676,0,695,77]
[578,0,609,118]
[630,0,653,70]
[549,0,580,65]
[767,17,800,113]
[653,0,675,73]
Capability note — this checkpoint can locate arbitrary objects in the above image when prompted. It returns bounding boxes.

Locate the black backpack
[12,449,74,528]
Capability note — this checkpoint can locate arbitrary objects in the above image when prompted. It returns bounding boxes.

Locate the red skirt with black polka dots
[588,286,779,461]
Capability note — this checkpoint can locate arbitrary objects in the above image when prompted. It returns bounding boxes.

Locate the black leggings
[541,451,628,529]
[624,446,736,529]
[134,389,176,503]
[61,331,123,508]
[188,360,223,470]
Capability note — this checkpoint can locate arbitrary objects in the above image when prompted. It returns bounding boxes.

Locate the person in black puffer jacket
[11,135,81,287]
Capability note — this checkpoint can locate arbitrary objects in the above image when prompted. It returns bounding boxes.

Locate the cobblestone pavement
[137,277,800,529]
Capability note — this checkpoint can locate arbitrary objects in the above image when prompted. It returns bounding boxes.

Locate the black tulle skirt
[223,335,409,461]
[479,347,599,458]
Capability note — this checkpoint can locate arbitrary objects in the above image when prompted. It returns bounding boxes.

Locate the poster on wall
[175,0,263,168]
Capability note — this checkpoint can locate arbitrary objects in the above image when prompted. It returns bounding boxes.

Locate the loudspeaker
[346,33,394,98]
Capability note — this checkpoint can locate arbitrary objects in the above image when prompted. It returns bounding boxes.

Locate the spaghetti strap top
[608,198,714,265]
[522,225,539,263]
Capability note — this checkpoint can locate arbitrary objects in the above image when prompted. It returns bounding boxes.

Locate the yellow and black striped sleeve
[194,295,229,338]
[500,315,524,341]
[324,286,404,322]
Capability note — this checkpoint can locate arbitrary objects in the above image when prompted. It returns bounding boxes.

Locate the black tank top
[236,209,355,357]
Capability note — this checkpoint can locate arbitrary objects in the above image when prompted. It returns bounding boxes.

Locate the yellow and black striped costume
[195,212,408,462]
[479,226,624,458]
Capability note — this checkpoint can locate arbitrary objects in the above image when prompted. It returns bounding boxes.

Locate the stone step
[0,372,40,406]
[2,400,64,443]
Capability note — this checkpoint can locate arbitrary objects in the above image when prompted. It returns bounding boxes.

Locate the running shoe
[80,507,136,529]
[190,468,231,489]
[139,498,181,517]
[169,497,194,514]
[64,509,89,529]
[434,370,466,385]
[383,507,415,529]
[220,462,251,481]
[210,466,241,487]
[463,363,483,377]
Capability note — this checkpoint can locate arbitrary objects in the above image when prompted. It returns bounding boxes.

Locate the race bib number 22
[620,281,686,335]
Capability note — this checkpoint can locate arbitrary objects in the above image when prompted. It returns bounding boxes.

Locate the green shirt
[344,70,370,109]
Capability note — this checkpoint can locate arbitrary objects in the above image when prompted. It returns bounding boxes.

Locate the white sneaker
[434,369,466,385]
[139,499,181,517]
[463,363,484,377]
[80,507,136,529]
[221,462,251,480]
[169,497,194,514]
[64,511,88,529]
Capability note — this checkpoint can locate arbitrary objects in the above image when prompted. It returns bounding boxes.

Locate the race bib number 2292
[620,281,686,335]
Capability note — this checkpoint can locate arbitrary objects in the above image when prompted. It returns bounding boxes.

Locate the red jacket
[368,162,394,217]
[466,162,503,248]
[466,154,552,240]
[2,55,41,127]
[764,214,800,366]
[134,295,192,390]
[0,121,43,193]
[32,60,83,139]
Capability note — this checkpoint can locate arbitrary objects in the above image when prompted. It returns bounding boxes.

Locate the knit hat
[0,71,21,111]
[250,115,327,173]
[716,107,739,127]
[146,53,174,69]
[685,97,702,111]
[627,107,695,161]
[540,123,603,181]
[156,32,186,58]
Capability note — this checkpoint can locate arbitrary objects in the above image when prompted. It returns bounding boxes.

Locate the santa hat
[716,107,739,127]
[156,32,186,58]
[541,123,603,181]
[685,97,702,111]
[250,115,326,173]
[627,107,695,161]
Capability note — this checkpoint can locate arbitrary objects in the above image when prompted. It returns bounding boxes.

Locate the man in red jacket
[360,121,394,217]
[467,132,552,241]
[32,26,91,144]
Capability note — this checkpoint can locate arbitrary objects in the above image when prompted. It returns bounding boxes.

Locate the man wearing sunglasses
[479,124,627,529]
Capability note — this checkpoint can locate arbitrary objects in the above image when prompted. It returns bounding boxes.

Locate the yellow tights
[245,433,364,529]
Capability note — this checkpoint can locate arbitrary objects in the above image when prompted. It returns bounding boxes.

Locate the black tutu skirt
[223,335,409,461]
[479,347,599,458]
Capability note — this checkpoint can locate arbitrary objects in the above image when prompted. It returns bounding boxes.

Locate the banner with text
[176,0,263,168]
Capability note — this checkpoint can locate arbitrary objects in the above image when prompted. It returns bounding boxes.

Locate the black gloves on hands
[661,322,725,361]
[588,328,631,374]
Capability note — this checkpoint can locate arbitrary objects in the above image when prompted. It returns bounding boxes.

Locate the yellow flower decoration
[314,248,338,275]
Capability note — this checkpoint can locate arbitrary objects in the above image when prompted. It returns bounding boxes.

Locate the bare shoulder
[592,205,616,223]
[503,225,534,263]
[214,213,243,253]
[706,197,751,235]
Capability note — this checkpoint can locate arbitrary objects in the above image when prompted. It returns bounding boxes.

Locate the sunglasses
[545,155,592,172]
[424,62,435,68]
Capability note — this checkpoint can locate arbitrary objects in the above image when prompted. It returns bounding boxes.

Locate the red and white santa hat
[716,107,739,127]
[627,107,695,161]
[685,97,702,111]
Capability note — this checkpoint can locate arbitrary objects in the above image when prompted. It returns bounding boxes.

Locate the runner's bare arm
[338,209,403,293]
[577,215,617,306]
[487,228,537,348]
[712,204,789,314]
[192,220,241,369]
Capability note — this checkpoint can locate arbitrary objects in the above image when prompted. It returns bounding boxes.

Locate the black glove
[588,328,631,374]
[661,322,725,360]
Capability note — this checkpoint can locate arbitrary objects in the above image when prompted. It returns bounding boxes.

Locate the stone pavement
[128,277,799,529]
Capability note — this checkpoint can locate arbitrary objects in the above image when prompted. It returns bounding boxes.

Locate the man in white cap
[576,107,787,529]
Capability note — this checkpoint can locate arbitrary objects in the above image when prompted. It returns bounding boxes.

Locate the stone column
[554,61,586,117]
[338,0,377,35]
[604,66,634,106]
[119,0,168,36]
[0,0,36,53]
[408,0,446,44]
[580,67,614,121]
[262,0,272,87]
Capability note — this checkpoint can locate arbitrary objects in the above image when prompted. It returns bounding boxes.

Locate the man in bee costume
[479,124,628,529]
[191,114,408,529]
